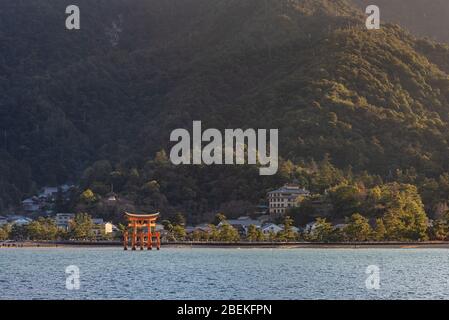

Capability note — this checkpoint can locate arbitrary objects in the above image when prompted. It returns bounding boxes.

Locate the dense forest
[2,0,449,225]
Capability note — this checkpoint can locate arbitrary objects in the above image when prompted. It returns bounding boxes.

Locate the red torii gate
[123,212,161,250]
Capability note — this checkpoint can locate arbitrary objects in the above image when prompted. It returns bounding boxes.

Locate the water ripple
[1,248,449,299]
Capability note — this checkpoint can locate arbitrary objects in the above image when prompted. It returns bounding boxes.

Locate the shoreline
[3,241,449,249]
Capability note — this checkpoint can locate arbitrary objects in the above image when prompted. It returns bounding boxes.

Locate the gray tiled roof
[267,186,310,195]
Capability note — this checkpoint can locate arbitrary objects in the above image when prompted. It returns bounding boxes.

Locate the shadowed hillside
[1,0,449,221]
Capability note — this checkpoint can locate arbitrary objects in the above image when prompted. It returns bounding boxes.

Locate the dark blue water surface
[1,247,449,299]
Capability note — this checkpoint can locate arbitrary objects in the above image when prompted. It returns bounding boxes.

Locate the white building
[38,187,59,199]
[260,223,300,235]
[0,216,8,226]
[267,184,310,216]
[55,213,75,230]
[92,218,104,225]
[22,197,40,212]
[304,221,318,233]
[92,221,115,237]
[261,223,283,235]
[8,216,32,225]
[59,184,74,193]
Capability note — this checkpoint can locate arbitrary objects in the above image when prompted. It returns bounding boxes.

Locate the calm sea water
[1,247,449,299]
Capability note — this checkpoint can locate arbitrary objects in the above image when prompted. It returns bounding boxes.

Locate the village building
[218,216,261,236]
[22,197,40,212]
[0,216,8,226]
[260,223,300,235]
[92,218,104,225]
[261,223,283,235]
[304,221,318,233]
[194,223,212,233]
[256,215,271,224]
[21,184,75,214]
[267,184,310,216]
[38,187,59,199]
[106,192,118,202]
[55,214,116,236]
[55,213,76,230]
[92,221,116,237]
[254,204,268,216]
[59,184,74,193]
[7,215,32,225]
[185,223,213,235]
[185,226,196,234]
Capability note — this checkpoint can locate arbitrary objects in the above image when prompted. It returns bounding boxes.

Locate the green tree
[80,189,96,204]
[58,228,69,240]
[191,229,204,241]
[277,216,297,241]
[329,184,363,218]
[173,213,186,226]
[27,217,58,240]
[70,213,94,240]
[310,218,334,242]
[430,219,448,240]
[429,212,449,240]
[208,224,220,241]
[117,223,127,237]
[10,224,28,240]
[213,213,227,225]
[161,220,174,232]
[246,224,259,241]
[380,183,428,241]
[255,229,265,241]
[172,224,186,240]
[343,213,372,241]
[311,155,345,193]
[267,230,276,241]
[0,224,10,240]
[219,223,240,242]
[374,218,386,241]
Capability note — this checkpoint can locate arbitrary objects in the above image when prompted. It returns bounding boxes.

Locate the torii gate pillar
[123,212,161,251]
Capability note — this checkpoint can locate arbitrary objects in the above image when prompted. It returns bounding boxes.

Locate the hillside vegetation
[1,0,449,224]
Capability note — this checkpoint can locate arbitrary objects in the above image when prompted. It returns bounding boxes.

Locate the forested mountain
[2,0,449,223]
